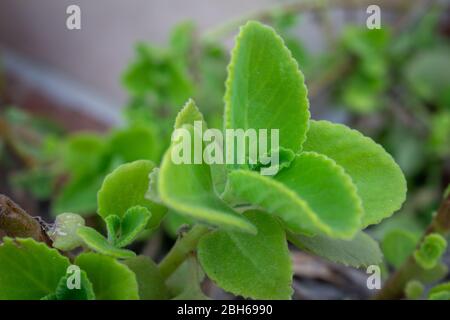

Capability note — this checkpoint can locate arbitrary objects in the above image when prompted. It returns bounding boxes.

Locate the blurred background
[0,0,449,299]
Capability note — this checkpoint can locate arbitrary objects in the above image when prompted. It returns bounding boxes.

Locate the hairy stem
[374,192,450,299]
[158,224,210,279]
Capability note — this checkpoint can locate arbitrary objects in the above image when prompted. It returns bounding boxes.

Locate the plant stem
[374,192,450,299]
[158,224,210,279]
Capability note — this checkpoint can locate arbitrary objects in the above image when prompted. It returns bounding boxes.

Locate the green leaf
[381,229,418,268]
[174,98,206,129]
[166,256,209,300]
[289,232,382,267]
[414,233,447,270]
[224,21,310,164]
[97,160,167,229]
[49,213,85,251]
[109,125,159,163]
[75,252,139,300]
[302,120,407,227]
[115,206,151,248]
[405,47,450,107]
[0,238,70,299]
[227,152,362,238]
[123,256,169,300]
[159,124,256,234]
[428,282,450,300]
[198,210,292,300]
[105,215,121,243]
[63,132,108,176]
[77,226,136,259]
[404,280,424,300]
[53,269,95,300]
[53,173,104,216]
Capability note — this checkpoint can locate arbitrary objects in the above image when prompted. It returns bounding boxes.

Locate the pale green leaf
[302,120,407,227]
[97,160,167,229]
[77,226,136,259]
[159,124,256,234]
[166,256,208,300]
[115,206,151,248]
[75,252,139,300]
[227,152,362,238]
[224,21,310,162]
[289,231,382,267]
[198,210,292,300]
[381,229,418,268]
[414,233,447,270]
[123,256,169,300]
[428,282,450,300]
[174,98,206,129]
[53,270,95,300]
[0,238,70,299]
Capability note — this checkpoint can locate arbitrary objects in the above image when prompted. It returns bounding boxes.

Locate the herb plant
[0,21,409,300]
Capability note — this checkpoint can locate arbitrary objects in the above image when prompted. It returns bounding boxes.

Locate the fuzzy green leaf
[428,282,450,300]
[0,238,70,299]
[166,256,208,300]
[302,120,407,227]
[227,152,362,238]
[224,21,309,166]
[75,252,139,300]
[159,124,256,234]
[414,233,447,270]
[174,98,206,129]
[53,269,95,300]
[198,210,292,300]
[97,160,167,229]
[289,232,382,267]
[381,229,418,268]
[77,226,136,259]
[115,206,151,248]
[123,256,169,300]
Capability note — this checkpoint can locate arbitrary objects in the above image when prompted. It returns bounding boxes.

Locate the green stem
[374,192,450,299]
[158,224,210,279]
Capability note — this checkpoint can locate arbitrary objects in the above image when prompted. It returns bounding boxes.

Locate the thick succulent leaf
[198,211,293,300]
[227,152,362,238]
[289,232,382,267]
[166,256,208,300]
[77,226,136,259]
[123,256,169,300]
[0,238,70,299]
[302,120,407,227]
[53,270,95,300]
[381,229,418,268]
[224,21,310,162]
[115,206,151,248]
[159,124,256,234]
[75,252,139,300]
[105,215,121,243]
[97,160,167,229]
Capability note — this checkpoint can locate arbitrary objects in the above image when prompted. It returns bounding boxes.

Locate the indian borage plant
[0,21,407,300]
